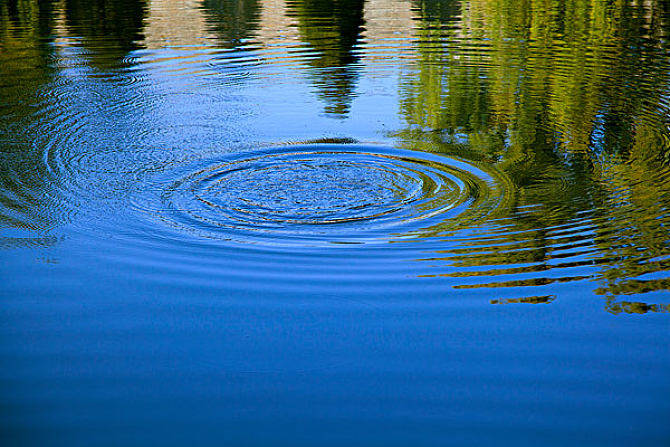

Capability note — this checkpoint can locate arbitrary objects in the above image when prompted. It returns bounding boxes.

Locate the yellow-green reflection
[398,0,670,312]
[0,0,60,247]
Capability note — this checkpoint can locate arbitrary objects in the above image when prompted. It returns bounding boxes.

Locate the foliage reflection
[398,0,670,311]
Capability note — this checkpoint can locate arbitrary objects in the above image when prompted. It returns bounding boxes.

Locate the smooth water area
[1,0,669,445]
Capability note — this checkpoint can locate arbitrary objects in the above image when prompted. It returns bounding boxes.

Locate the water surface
[1,0,669,445]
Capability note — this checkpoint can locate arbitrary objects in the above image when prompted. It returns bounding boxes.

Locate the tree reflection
[398,0,670,311]
[64,0,148,69]
[0,0,152,246]
[201,0,261,47]
[287,0,365,116]
[0,0,60,247]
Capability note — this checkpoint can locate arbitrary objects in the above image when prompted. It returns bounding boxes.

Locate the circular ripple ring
[141,144,509,247]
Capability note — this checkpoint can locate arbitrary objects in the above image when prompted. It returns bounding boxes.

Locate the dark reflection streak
[200,0,261,48]
[422,256,625,279]
[491,295,556,305]
[451,274,594,289]
[287,0,366,116]
[64,0,148,69]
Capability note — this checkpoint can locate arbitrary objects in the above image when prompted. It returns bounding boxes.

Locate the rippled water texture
[144,145,507,245]
[1,0,669,445]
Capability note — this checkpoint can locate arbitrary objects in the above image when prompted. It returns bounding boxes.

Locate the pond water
[1,0,669,445]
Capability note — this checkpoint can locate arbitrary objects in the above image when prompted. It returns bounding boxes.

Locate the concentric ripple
[141,144,509,246]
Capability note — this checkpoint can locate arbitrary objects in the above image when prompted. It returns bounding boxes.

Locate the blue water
[1,0,669,445]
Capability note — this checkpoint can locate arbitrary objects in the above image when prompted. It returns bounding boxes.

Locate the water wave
[135,144,509,247]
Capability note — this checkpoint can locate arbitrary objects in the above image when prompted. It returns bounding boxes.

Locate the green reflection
[398,0,670,309]
[0,0,60,246]
[0,0,150,245]
[606,299,670,315]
